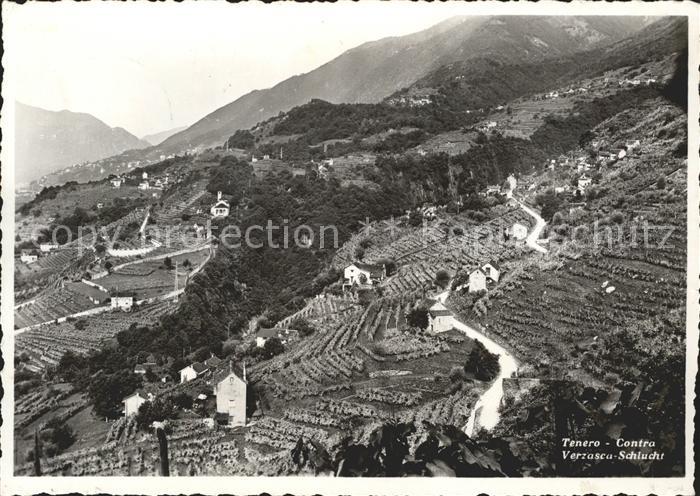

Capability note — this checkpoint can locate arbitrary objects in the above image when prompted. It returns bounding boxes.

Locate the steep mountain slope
[14,103,149,185]
[141,126,188,146]
[156,16,646,152]
[400,16,687,112]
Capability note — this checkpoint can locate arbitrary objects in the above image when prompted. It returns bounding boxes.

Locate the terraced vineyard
[15,301,175,371]
[379,207,533,295]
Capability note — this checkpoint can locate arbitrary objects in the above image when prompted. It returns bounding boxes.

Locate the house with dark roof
[428,308,454,334]
[204,355,223,369]
[343,262,386,286]
[179,361,209,383]
[213,362,248,427]
[255,327,286,348]
[481,262,500,283]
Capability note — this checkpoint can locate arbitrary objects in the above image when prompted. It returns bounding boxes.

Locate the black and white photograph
[1,2,697,495]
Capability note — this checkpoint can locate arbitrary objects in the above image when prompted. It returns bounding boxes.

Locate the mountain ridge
[15,102,149,185]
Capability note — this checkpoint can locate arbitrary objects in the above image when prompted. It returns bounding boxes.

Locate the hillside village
[12,16,688,478]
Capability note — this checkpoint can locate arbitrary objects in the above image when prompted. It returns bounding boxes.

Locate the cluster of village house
[110,171,172,194]
[532,75,657,102]
[546,139,641,196]
[342,257,505,334]
[123,355,248,427]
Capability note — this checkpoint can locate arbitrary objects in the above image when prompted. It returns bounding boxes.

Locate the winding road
[437,190,548,436]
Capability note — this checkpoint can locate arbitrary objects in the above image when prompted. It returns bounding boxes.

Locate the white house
[481,262,500,283]
[110,178,123,188]
[96,202,104,209]
[179,362,209,383]
[214,365,247,427]
[428,308,454,334]
[122,391,154,417]
[578,174,593,191]
[255,328,282,348]
[618,149,627,159]
[468,268,487,293]
[626,140,640,150]
[344,262,386,286]
[509,223,528,241]
[20,251,38,264]
[138,181,150,190]
[39,243,59,253]
[111,295,134,311]
[210,191,230,218]
[142,171,149,180]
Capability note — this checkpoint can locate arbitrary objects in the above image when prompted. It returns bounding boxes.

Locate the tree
[88,370,142,419]
[104,261,113,273]
[163,256,173,270]
[435,269,451,289]
[534,189,562,222]
[290,317,316,337]
[464,339,500,382]
[407,307,429,330]
[656,176,667,189]
[261,337,285,359]
[172,392,193,410]
[135,398,176,431]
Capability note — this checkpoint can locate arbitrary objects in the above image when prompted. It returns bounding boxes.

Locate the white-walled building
[138,181,150,190]
[39,243,59,253]
[214,365,247,427]
[468,268,487,293]
[509,223,528,241]
[122,391,154,417]
[428,308,454,334]
[20,251,38,264]
[210,191,230,218]
[344,262,386,286]
[481,262,500,283]
[179,362,209,383]
[578,174,593,191]
[110,178,123,188]
[111,295,134,311]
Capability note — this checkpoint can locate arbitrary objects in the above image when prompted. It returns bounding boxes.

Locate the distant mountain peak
[14,102,149,185]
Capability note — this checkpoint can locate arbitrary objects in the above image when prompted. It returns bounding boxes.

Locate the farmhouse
[134,362,157,375]
[213,363,247,427]
[428,308,454,334]
[256,327,283,348]
[626,139,641,150]
[39,243,59,253]
[481,261,500,283]
[20,250,39,264]
[122,390,154,417]
[485,185,501,196]
[468,268,487,293]
[138,181,150,190]
[210,191,230,218]
[110,178,123,188]
[578,174,593,191]
[344,262,386,286]
[180,362,209,383]
[509,223,528,241]
[111,294,135,311]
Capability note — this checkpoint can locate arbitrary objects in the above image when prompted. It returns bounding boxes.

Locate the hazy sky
[5,1,478,138]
